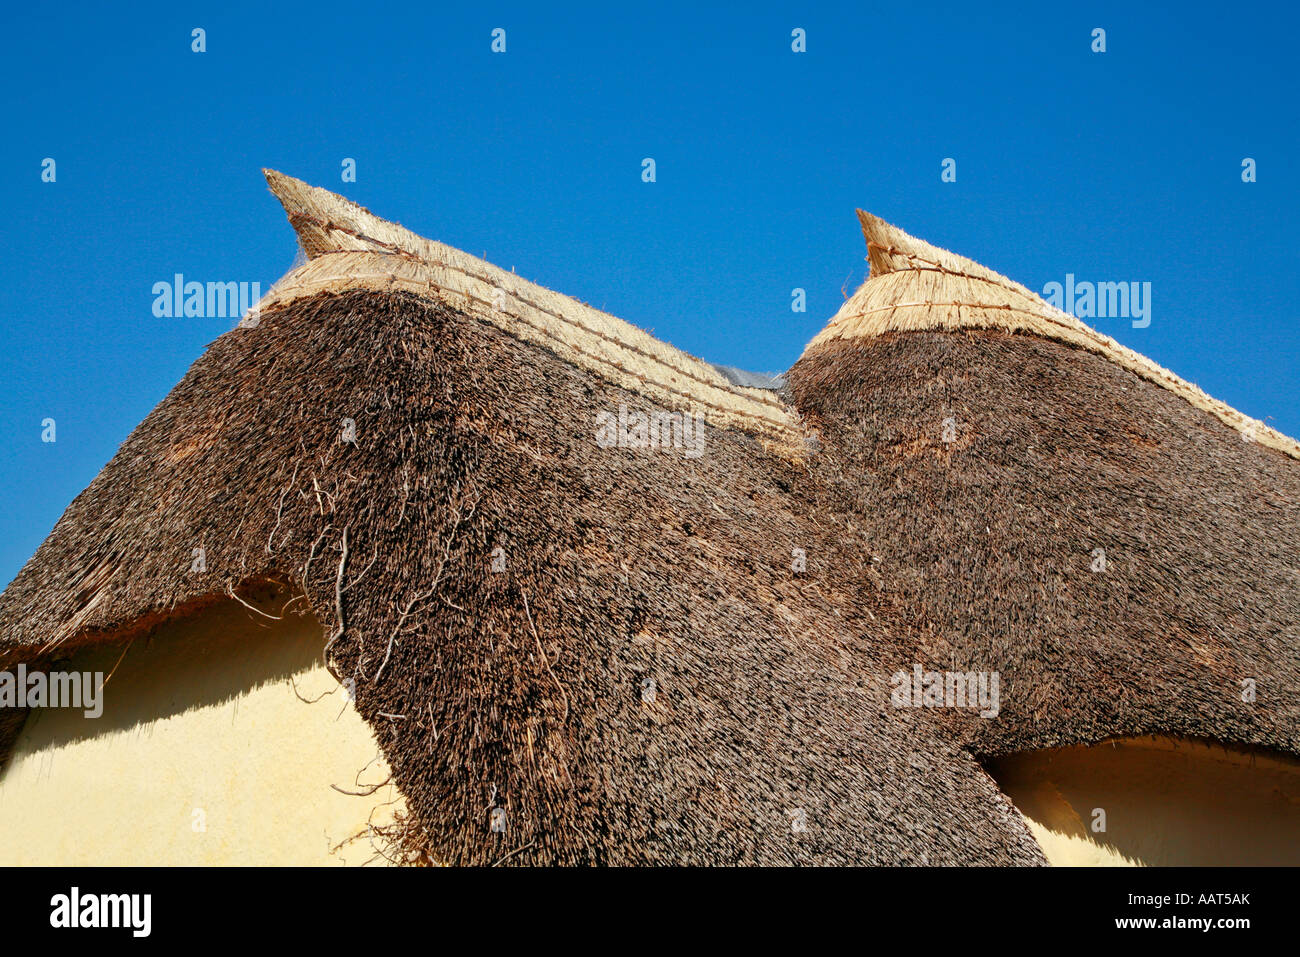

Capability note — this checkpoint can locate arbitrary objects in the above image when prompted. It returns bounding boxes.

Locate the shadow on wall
[986,736,1300,866]
[0,585,403,866]
[11,585,325,751]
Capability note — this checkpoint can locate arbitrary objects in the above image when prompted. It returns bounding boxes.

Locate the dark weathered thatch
[1,173,1296,864]
[788,330,1300,762]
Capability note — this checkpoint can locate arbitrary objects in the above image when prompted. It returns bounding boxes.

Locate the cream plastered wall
[988,736,1300,866]
[0,597,406,865]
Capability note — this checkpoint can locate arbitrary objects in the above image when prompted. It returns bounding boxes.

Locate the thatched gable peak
[259,171,804,453]
[804,210,1300,460]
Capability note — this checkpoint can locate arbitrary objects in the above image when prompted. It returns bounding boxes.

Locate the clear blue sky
[2,1,1296,587]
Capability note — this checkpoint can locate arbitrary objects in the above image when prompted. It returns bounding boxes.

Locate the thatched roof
[1,173,1296,864]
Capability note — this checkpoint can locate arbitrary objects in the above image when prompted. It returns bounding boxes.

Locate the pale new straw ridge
[257,170,804,452]
[805,210,1300,460]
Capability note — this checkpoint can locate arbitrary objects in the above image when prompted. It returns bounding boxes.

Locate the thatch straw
[807,210,1300,460]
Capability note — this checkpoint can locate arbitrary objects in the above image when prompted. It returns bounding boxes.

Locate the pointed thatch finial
[262,168,395,259]
[856,208,1005,285]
